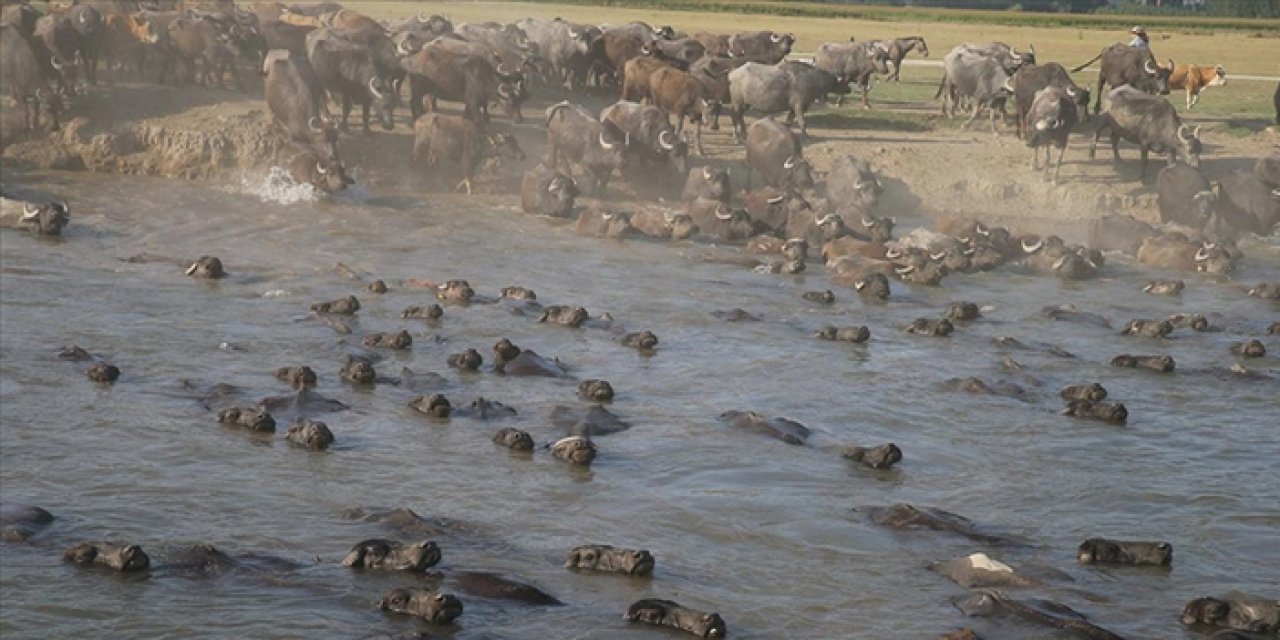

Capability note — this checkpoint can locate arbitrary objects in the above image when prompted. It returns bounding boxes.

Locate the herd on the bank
[3,1,1280,638]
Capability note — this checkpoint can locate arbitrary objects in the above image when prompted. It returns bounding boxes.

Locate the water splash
[238,166,321,205]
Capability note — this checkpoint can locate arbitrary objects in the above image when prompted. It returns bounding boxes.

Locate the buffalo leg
[1139,147,1149,182]
[1052,143,1066,184]
[1110,132,1121,164]
[360,99,371,134]
[1031,145,1041,171]
[694,119,705,156]
[339,95,352,133]
[962,100,981,130]
[1093,78,1105,115]
[861,83,871,110]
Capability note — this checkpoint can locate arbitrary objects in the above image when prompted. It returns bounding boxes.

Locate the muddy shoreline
[3,80,1277,236]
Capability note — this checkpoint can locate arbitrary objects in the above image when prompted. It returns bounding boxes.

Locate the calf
[411,114,524,195]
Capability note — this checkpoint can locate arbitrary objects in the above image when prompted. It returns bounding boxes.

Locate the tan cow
[1168,63,1226,110]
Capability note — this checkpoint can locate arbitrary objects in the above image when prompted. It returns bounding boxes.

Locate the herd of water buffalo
[2,0,1280,638]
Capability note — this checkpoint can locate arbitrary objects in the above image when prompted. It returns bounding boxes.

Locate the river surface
[1,168,1277,639]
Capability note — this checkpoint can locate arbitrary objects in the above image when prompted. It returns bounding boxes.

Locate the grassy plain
[355,0,1280,124]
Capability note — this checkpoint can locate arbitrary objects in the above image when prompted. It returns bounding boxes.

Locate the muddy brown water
[1,167,1278,639]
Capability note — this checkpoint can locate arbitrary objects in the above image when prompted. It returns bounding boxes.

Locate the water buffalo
[744,117,813,191]
[411,114,523,195]
[1231,339,1266,358]
[719,410,810,445]
[1210,170,1280,239]
[688,55,744,130]
[517,17,594,90]
[343,539,440,572]
[377,588,463,624]
[0,2,41,39]
[550,435,596,465]
[32,13,85,95]
[217,406,275,432]
[728,61,846,140]
[729,30,793,64]
[264,51,338,160]
[0,504,53,542]
[1091,86,1201,182]
[521,162,578,217]
[1137,233,1237,275]
[625,599,726,638]
[1111,354,1176,372]
[1072,43,1172,114]
[644,36,705,68]
[1156,163,1216,230]
[1062,400,1128,424]
[813,41,888,108]
[492,427,533,450]
[620,331,659,349]
[1144,279,1185,296]
[545,101,629,194]
[620,54,675,103]
[907,318,953,336]
[340,354,376,383]
[409,394,451,418]
[576,207,636,239]
[681,166,730,204]
[841,442,900,468]
[1077,538,1172,565]
[540,305,590,327]
[285,418,333,449]
[1121,318,1173,338]
[565,545,654,576]
[693,32,730,57]
[1012,63,1089,138]
[0,197,70,236]
[738,187,802,235]
[403,38,523,126]
[941,50,1018,131]
[184,255,225,279]
[825,155,884,224]
[601,100,689,180]
[594,28,646,88]
[1026,86,1079,183]
[630,208,697,240]
[284,146,352,193]
[275,365,317,388]
[63,542,151,571]
[954,590,1124,640]
[1181,597,1279,633]
[306,28,397,132]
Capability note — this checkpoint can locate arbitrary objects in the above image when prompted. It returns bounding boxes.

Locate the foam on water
[238,166,322,205]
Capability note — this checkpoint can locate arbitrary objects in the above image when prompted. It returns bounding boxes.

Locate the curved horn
[884,247,902,259]
[814,213,838,226]
[1010,45,1020,57]
[22,204,40,220]
[497,61,512,76]
[895,265,916,275]
[1192,125,1201,137]
[185,262,199,275]
[930,251,947,261]
[51,56,64,71]
[1144,58,1157,76]
[702,166,714,180]
[315,161,329,175]
[783,156,796,169]
[1177,123,1190,140]
[1002,77,1015,93]
[765,194,785,205]
[1052,255,1067,270]
[498,83,513,98]
[598,131,616,150]
[601,212,615,220]
[1194,246,1210,262]
[861,216,875,227]
[662,210,676,223]
[975,222,989,236]
[368,77,384,99]
[308,116,322,132]
[79,12,87,23]
[770,33,781,43]
[659,130,675,150]
[714,204,733,220]
[1021,238,1043,253]
[1065,86,1077,98]
[396,38,412,56]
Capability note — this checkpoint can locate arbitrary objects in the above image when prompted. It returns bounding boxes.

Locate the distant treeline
[837,0,1280,18]
[527,0,1280,30]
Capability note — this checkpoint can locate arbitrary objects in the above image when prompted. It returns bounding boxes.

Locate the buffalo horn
[185,262,199,275]
[930,251,946,261]
[783,156,796,170]
[367,77,384,99]
[1021,238,1043,253]
[21,204,40,220]
[814,213,838,226]
[51,56,64,71]
[766,194,785,205]
[702,166,714,180]
[770,33,781,43]
[308,116,322,132]
[1194,246,1210,262]
[895,265,915,275]
[1052,255,1067,270]
[315,162,328,175]
[861,216,875,227]
[659,130,675,151]
[714,205,733,220]
[598,131,616,150]
[1144,58,1157,76]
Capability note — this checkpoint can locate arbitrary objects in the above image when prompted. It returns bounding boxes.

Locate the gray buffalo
[1090,86,1201,182]
[728,61,847,140]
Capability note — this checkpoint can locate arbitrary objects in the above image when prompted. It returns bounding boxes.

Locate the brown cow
[693,32,730,57]
[1167,63,1226,110]
[620,55,672,103]
[598,29,646,88]
[411,114,525,195]
[648,66,716,154]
